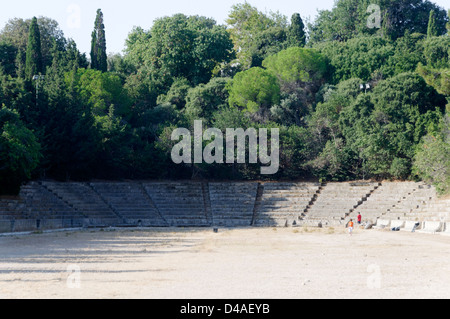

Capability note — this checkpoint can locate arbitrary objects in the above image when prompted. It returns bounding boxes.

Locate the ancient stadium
[0,180,449,299]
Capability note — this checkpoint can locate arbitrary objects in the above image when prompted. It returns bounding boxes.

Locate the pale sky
[0,0,449,55]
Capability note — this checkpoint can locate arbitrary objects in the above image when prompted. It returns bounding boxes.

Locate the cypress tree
[90,29,98,69]
[287,13,306,48]
[25,17,43,80]
[90,9,107,72]
[427,10,438,38]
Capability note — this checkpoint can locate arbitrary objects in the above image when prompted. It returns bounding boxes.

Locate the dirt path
[0,227,449,299]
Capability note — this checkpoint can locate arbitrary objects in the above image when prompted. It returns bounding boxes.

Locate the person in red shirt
[357,213,362,225]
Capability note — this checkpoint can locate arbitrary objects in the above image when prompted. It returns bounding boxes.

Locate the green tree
[0,68,32,126]
[263,47,329,124]
[277,124,315,179]
[0,41,17,76]
[416,36,449,109]
[64,39,89,71]
[413,115,450,194]
[308,0,449,43]
[32,49,102,180]
[447,9,450,33]
[184,77,231,122]
[427,10,438,38]
[262,47,328,92]
[307,78,365,180]
[25,17,43,80]
[247,26,287,68]
[387,32,425,76]
[307,72,446,181]
[90,9,107,72]
[0,106,41,194]
[0,17,67,72]
[123,27,151,69]
[107,53,134,77]
[287,13,306,48]
[417,64,450,98]
[226,2,288,69]
[68,68,131,117]
[348,73,444,179]
[313,36,396,84]
[381,0,448,40]
[227,67,280,117]
[157,78,192,109]
[308,0,376,43]
[422,36,450,69]
[125,14,233,94]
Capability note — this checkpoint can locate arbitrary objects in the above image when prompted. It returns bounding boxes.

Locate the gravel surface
[0,227,449,299]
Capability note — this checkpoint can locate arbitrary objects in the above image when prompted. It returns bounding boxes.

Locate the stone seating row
[253,183,320,227]
[91,182,167,226]
[209,183,258,227]
[0,181,447,233]
[303,182,380,225]
[144,183,209,227]
[350,182,433,223]
[373,219,450,235]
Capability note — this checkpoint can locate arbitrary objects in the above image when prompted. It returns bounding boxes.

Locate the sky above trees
[1,0,447,55]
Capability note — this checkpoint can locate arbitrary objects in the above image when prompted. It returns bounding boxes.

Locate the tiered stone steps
[0,182,85,232]
[351,182,420,223]
[209,182,257,227]
[41,181,120,226]
[353,182,438,224]
[416,197,450,223]
[253,182,321,227]
[0,181,448,234]
[0,194,24,232]
[385,184,436,220]
[302,182,380,226]
[21,182,81,220]
[90,182,168,226]
[144,182,210,227]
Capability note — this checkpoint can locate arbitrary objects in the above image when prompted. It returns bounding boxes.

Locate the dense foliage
[0,1,449,195]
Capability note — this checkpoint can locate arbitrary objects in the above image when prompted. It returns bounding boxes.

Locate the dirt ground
[0,226,449,299]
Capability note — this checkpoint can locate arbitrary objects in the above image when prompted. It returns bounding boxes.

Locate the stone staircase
[403,191,450,223]
[21,182,82,221]
[41,181,121,226]
[253,182,321,227]
[0,182,85,232]
[353,182,436,223]
[352,182,418,223]
[384,184,435,220]
[301,182,380,227]
[144,182,210,227]
[90,182,168,227]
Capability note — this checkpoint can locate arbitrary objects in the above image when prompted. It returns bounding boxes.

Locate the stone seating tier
[0,181,448,233]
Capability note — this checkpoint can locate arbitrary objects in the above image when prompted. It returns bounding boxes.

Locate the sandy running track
[0,227,449,299]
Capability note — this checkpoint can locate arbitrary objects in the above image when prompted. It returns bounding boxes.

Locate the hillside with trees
[0,1,449,195]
